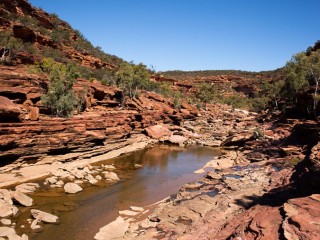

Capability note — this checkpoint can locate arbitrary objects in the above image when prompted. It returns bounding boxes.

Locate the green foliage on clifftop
[280,47,320,118]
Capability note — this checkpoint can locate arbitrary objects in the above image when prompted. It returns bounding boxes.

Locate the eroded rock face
[13,25,37,42]
[310,142,320,173]
[0,65,198,164]
[283,195,320,240]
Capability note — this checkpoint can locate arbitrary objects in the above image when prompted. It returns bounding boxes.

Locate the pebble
[0,219,11,225]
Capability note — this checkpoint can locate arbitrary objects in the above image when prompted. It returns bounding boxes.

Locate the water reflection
[30,145,219,240]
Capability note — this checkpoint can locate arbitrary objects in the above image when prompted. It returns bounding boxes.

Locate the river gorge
[3,145,220,240]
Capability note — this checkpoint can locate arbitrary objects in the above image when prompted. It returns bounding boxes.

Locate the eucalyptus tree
[116,62,151,99]
[282,50,320,117]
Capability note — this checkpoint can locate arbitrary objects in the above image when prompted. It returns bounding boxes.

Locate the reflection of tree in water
[116,146,181,204]
[143,146,171,171]
[109,145,221,209]
[188,145,221,163]
[114,150,147,206]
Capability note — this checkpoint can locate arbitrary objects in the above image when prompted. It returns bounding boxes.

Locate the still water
[25,145,219,240]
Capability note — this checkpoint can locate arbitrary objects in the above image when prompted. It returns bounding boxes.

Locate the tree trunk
[0,48,9,62]
[313,78,320,117]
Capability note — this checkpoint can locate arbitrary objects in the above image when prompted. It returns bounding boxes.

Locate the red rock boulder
[29,106,39,121]
[0,96,21,119]
[145,124,172,140]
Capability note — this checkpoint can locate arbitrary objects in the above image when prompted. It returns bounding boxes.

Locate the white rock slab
[0,200,18,218]
[118,210,139,216]
[6,233,22,240]
[21,234,29,240]
[12,191,33,207]
[15,183,39,193]
[31,209,59,224]
[130,206,144,212]
[104,165,116,170]
[95,175,102,181]
[94,216,129,240]
[0,189,12,204]
[168,135,188,146]
[64,183,82,194]
[55,180,64,187]
[51,169,69,178]
[0,227,16,237]
[30,219,42,232]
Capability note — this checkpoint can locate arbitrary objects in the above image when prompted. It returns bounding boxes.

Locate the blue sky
[29,0,320,72]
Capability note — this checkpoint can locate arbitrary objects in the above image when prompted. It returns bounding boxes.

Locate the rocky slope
[0,0,120,69]
[156,69,283,98]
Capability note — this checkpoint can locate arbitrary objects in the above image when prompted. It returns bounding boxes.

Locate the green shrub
[221,94,251,110]
[50,28,71,44]
[116,62,151,99]
[41,46,67,62]
[250,97,269,111]
[172,91,183,109]
[196,83,217,108]
[39,58,79,117]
